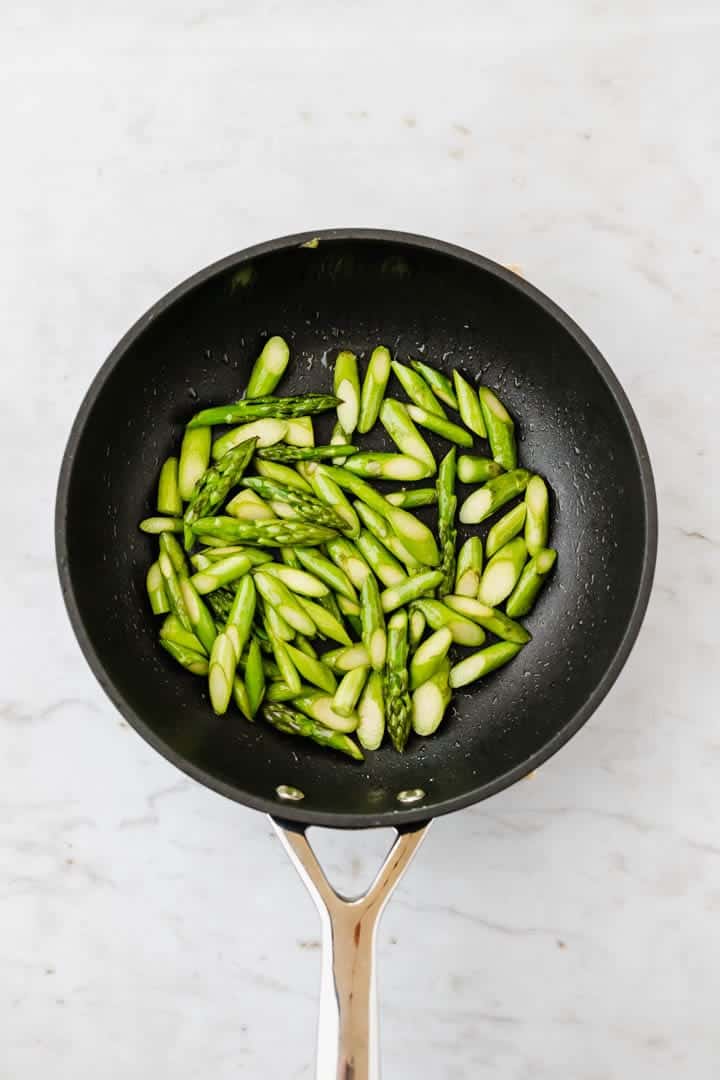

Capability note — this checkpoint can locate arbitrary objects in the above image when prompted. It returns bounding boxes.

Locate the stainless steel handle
[272,818,430,1080]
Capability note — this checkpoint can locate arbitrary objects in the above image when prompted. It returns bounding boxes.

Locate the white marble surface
[2,3,719,1077]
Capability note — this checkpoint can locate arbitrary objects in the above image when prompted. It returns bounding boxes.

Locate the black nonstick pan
[56,230,657,1078]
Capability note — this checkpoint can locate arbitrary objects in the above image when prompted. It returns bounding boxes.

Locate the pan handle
[271,817,430,1080]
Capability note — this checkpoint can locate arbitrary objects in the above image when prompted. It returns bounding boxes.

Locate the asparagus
[284,416,315,447]
[458,469,531,525]
[184,438,257,548]
[266,625,302,695]
[225,575,257,661]
[295,547,357,601]
[257,443,358,463]
[412,660,452,736]
[158,545,191,632]
[358,346,392,433]
[157,457,182,516]
[454,537,483,597]
[226,489,276,521]
[294,634,318,658]
[318,464,391,517]
[293,692,359,733]
[406,404,473,448]
[344,452,433,482]
[384,610,412,752]
[408,607,426,648]
[160,614,206,655]
[190,391,340,428]
[411,598,486,647]
[190,553,254,594]
[354,502,423,570]
[161,639,209,676]
[386,487,438,509]
[200,546,272,566]
[384,505,440,567]
[285,644,337,693]
[457,455,504,484]
[178,426,211,501]
[242,476,347,531]
[334,350,361,434]
[303,464,360,537]
[380,570,444,614]
[243,637,266,716]
[357,670,385,750]
[333,667,369,717]
[449,642,524,689]
[147,562,170,614]
[390,360,447,417]
[321,644,371,672]
[265,681,302,703]
[296,597,352,645]
[208,632,238,713]
[524,475,550,556]
[325,536,371,588]
[254,571,317,636]
[140,517,184,534]
[443,595,531,644]
[330,421,352,464]
[246,336,290,398]
[255,458,313,492]
[478,387,517,470]
[159,532,188,574]
[191,517,339,547]
[477,537,528,607]
[360,573,387,671]
[506,548,557,617]
[409,626,453,689]
[379,399,436,473]
[212,419,287,460]
[486,502,527,558]
[179,577,218,654]
[280,546,303,570]
[319,588,345,624]
[263,703,363,759]
[233,678,253,719]
[205,586,236,623]
[452,371,487,437]
[354,529,407,586]
[260,563,329,598]
[437,448,457,595]
[264,600,294,642]
[409,359,458,409]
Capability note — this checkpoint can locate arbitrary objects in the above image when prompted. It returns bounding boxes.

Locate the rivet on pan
[396,788,426,805]
[276,785,305,802]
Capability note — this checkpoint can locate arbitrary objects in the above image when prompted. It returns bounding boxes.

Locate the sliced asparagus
[263,702,363,759]
[191,517,339,547]
[454,537,483,597]
[437,447,457,595]
[157,457,182,516]
[246,335,290,398]
[478,386,517,470]
[411,598,486,647]
[409,359,458,409]
[334,350,361,434]
[161,639,209,676]
[147,562,170,614]
[449,642,524,689]
[458,469,531,525]
[357,671,385,750]
[354,529,408,586]
[506,548,557,617]
[406,404,473,448]
[443,595,531,644]
[477,537,528,607]
[360,573,387,671]
[409,627,453,689]
[412,660,452,736]
[457,455,504,484]
[358,346,392,433]
[212,419,288,460]
[386,488,438,509]
[380,570,444,614]
[379,399,436,473]
[524,475,550,556]
[178,426,212,501]
[333,666,369,717]
[485,502,527,558]
[391,360,447,417]
[384,610,412,752]
[453,371,487,437]
[345,452,434,482]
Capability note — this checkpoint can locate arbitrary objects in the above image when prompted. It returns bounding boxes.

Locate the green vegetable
[293,692,359,734]
[386,487,438,509]
[243,637,266,716]
[159,532,188,574]
[379,399,436,473]
[354,529,407,586]
[380,570,443,614]
[140,517,184,535]
[384,505,440,567]
[264,601,294,642]
[405,404,473,448]
[357,671,385,750]
[161,638,209,676]
[147,562,170,614]
[188,391,338,429]
[454,537,483,597]
[246,335,290,398]
[321,644,371,672]
[225,575,257,660]
[477,537,528,607]
[265,624,302,695]
[358,346,392,433]
[333,666,369,717]
[226,489,276,520]
[242,476,347,531]
[458,469,531,525]
[437,448,457,595]
[232,677,253,719]
[449,642,524,689]
[284,644,337,693]
[409,359,458,409]
[263,703,363,759]
[408,607,426,648]
[205,586,236,623]
[409,627,453,690]
[190,553,254,594]
[456,455,504,484]
[257,443,358,463]
[506,548,557,617]
[184,438,257,548]
[160,614,205,655]
[452,371,487,437]
[390,360,447,417]
[524,475,550,556]
[260,563,329,598]
[157,457,182,516]
[384,610,412,752]
[360,573,387,671]
[411,598,486,647]
[334,350,361,434]
[191,517,338,547]
[284,416,315,447]
[354,502,423,571]
[296,597,352,645]
[212,419,288,460]
[303,463,361,537]
[178,426,212,501]
[179,577,218,654]
[254,571,317,636]
[208,632,238,714]
[344,452,434,482]
[318,464,391,517]
[255,458,313,492]
[280,546,302,570]
[478,387,517,470]
[443,595,531,644]
[485,502,527,558]
[412,659,452,736]
[158,545,191,632]
[295,547,358,601]
[330,421,351,464]
[324,536,371,589]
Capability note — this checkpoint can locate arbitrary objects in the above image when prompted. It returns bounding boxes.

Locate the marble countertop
[3,4,719,1077]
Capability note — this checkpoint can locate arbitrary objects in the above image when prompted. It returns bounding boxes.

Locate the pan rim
[55,228,658,829]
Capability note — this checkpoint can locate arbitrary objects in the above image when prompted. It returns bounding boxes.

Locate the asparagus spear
[486,502,527,558]
[524,475,550,556]
[317,464,391,517]
[384,505,440,567]
[263,703,363,759]
[409,359,458,409]
[478,387,517,470]
[354,502,423,571]
[257,443,358,463]
[191,517,339,547]
[379,399,436,473]
[333,667,369,717]
[458,469,531,525]
[226,489,276,521]
[457,455,504,484]
[280,546,303,570]
[477,538,528,607]
[409,627,453,689]
[205,586,236,623]
[190,379,328,429]
[330,421,352,464]
[293,692,359,733]
[212,419,288,460]
[360,572,387,671]
[246,336,290,398]
[380,570,444,614]
[411,598,486,647]
[265,624,302,695]
[254,571,317,636]
[242,476,347,531]
[384,610,412,752]
[284,644,337,693]
[325,537,371,588]
[190,553,254,594]
[354,529,407,586]
[437,448,457,595]
[158,542,192,631]
[358,346,392,433]
[449,642,524,689]
[506,548,557,617]
[408,607,426,648]
[157,457,182,516]
[225,575,257,661]
[260,563,329,598]
[179,577,218,654]
[146,562,170,614]
[178,426,211,501]
[200,546,272,565]
[264,600,295,642]
[284,416,315,447]
[454,537,483,597]
[386,488,438,509]
[208,632,238,713]
[295,547,358,601]
[160,614,206,655]
[452,371,487,437]
[334,350,361,434]
[255,458,313,492]
[140,517,184,534]
[232,677,253,719]
[443,595,531,644]
[412,659,452,736]
[405,404,473,448]
[321,644,371,672]
[265,681,302,703]
[161,638,209,676]
[390,360,447,417]
[183,438,257,548]
[243,637,266,716]
[296,597,352,645]
[357,670,385,750]
[159,532,188,574]
[303,463,361,537]
[345,452,433,482]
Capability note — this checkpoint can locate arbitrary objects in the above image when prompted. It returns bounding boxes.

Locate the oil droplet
[276,785,304,802]
[397,788,426,804]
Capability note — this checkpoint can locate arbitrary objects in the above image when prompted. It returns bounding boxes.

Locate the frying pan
[56,229,657,1078]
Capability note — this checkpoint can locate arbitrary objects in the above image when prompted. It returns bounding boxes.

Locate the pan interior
[59,236,653,825]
